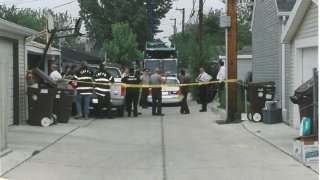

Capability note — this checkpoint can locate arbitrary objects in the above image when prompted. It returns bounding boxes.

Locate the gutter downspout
[281,16,287,121]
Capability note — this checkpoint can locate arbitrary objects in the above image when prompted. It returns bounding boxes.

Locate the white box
[293,136,319,163]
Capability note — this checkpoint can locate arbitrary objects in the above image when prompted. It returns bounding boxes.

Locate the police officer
[122,68,141,117]
[74,61,94,119]
[93,63,114,119]
[150,68,166,116]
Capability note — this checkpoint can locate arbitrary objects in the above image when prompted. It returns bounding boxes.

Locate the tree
[101,23,143,67]
[78,0,173,49]
[0,5,78,47]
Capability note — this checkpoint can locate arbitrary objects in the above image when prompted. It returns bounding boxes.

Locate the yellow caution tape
[63,78,237,88]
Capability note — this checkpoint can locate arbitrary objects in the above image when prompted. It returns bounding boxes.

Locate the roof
[250,0,297,31]
[61,47,102,63]
[281,0,317,43]
[0,18,37,37]
[276,0,297,12]
[27,41,61,56]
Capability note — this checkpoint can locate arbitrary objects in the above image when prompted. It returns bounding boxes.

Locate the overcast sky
[0,0,225,41]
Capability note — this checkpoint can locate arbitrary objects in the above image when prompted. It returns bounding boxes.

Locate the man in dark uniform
[178,69,191,114]
[74,61,94,119]
[150,68,166,116]
[122,68,141,117]
[93,63,114,119]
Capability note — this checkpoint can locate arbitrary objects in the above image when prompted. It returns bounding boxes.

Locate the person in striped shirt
[74,61,94,119]
[93,63,114,119]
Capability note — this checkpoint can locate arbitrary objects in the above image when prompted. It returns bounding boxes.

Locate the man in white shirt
[196,67,212,112]
[217,60,226,108]
[216,60,226,81]
[49,64,62,82]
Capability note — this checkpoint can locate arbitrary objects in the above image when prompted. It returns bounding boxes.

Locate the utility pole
[170,18,177,38]
[226,0,237,122]
[148,0,154,40]
[198,0,204,66]
[176,8,185,37]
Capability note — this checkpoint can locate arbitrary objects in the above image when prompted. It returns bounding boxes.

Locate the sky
[0,0,225,41]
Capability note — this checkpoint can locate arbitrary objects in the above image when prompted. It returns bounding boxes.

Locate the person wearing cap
[150,68,166,116]
[140,68,151,108]
[93,63,114,119]
[74,61,94,119]
[49,63,62,82]
[122,68,141,117]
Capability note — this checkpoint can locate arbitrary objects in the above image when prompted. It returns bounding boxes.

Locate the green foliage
[0,5,78,47]
[101,23,143,67]
[78,0,172,49]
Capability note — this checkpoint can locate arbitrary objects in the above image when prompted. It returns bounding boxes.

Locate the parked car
[90,65,126,116]
[147,77,181,104]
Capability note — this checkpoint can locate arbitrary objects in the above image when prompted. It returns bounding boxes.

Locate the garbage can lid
[33,68,57,88]
[294,78,313,95]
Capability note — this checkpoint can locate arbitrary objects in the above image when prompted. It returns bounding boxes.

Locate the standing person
[216,60,226,108]
[140,68,151,108]
[122,68,141,117]
[122,68,129,78]
[61,65,70,77]
[74,61,94,119]
[150,68,166,116]
[195,67,212,112]
[64,64,77,77]
[93,63,114,119]
[49,63,62,81]
[178,69,191,114]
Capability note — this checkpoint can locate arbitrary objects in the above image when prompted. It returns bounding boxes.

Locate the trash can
[27,68,57,126]
[290,78,314,121]
[53,91,74,123]
[246,81,276,122]
[27,87,57,126]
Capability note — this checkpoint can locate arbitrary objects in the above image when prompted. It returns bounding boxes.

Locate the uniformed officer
[93,63,114,119]
[74,61,94,119]
[195,67,212,112]
[150,68,166,116]
[122,68,141,117]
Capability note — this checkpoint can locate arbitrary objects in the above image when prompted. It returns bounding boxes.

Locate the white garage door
[0,39,14,126]
[302,47,318,82]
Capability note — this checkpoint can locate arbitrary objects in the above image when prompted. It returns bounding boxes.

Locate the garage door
[0,39,14,126]
[302,47,318,82]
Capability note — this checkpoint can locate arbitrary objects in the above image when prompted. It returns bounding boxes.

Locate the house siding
[288,2,318,127]
[252,0,282,99]
[0,29,28,125]
[294,3,318,39]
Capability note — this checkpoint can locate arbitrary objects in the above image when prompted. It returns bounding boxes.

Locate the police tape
[62,78,238,88]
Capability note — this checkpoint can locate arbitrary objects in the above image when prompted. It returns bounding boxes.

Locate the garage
[0,18,36,154]
[302,47,318,82]
[0,38,14,126]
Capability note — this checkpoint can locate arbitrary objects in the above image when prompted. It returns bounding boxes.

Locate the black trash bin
[246,81,276,122]
[27,87,57,126]
[290,78,314,121]
[27,68,57,126]
[53,91,74,123]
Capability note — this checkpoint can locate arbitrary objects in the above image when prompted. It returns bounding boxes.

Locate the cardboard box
[293,136,319,163]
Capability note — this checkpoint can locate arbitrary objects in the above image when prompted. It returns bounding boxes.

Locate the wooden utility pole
[176,8,185,37]
[170,18,177,38]
[227,0,238,122]
[198,0,204,65]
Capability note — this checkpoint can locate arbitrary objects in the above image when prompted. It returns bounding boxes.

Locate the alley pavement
[1,101,319,180]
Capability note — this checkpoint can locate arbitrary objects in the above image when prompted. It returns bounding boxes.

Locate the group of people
[46,59,226,120]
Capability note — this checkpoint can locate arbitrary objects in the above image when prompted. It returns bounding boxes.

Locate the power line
[52,0,75,9]
[2,0,41,6]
